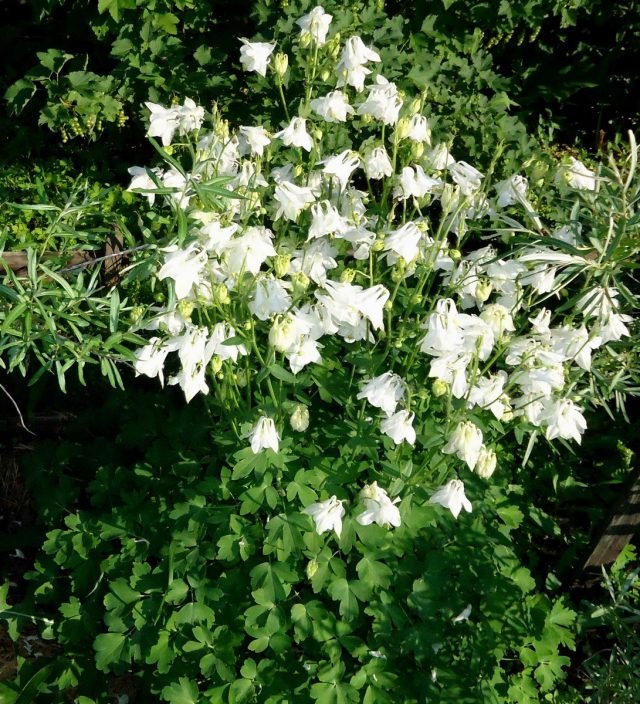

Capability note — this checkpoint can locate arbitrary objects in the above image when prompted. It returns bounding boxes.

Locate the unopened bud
[384,300,393,312]
[396,117,411,140]
[299,32,312,49]
[340,268,356,283]
[291,271,310,295]
[177,299,194,320]
[312,128,323,142]
[475,280,493,304]
[409,97,422,115]
[411,142,424,160]
[213,283,230,305]
[290,404,310,432]
[294,164,304,178]
[410,293,422,305]
[432,379,449,397]
[371,239,385,252]
[475,447,497,479]
[210,356,223,374]
[273,52,289,77]
[448,248,462,261]
[235,369,249,388]
[320,70,331,82]
[274,253,291,278]
[130,305,145,324]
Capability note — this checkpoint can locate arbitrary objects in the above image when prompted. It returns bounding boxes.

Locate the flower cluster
[127,6,634,536]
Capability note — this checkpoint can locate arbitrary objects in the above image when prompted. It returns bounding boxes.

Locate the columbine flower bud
[448,248,462,261]
[411,142,424,160]
[212,283,231,305]
[371,239,385,252]
[475,447,497,479]
[299,32,312,48]
[340,268,356,283]
[396,117,411,140]
[130,305,145,324]
[269,315,297,353]
[320,70,331,82]
[475,280,493,304]
[210,355,223,375]
[312,128,323,142]
[274,253,291,278]
[273,52,289,77]
[409,97,422,115]
[291,271,310,295]
[293,164,305,178]
[235,369,249,388]
[306,558,319,579]
[384,300,393,312]
[410,293,422,305]
[290,404,310,432]
[432,379,449,397]
[177,299,194,321]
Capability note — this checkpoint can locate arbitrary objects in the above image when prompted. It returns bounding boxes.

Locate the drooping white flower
[429,479,472,519]
[406,114,431,144]
[145,102,180,146]
[127,166,163,205]
[560,157,597,191]
[225,226,276,277]
[357,76,403,125]
[540,399,587,444]
[310,90,354,122]
[363,145,393,180]
[480,304,515,338]
[248,276,292,320]
[336,36,380,91]
[296,5,333,45]
[448,160,484,197]
[134,337,177,385]
[206,322,248,362]
[357,371,406,417]
[290,238,338,284]
[428,351,472,398]
[475,446,497,479]
[199,219,239,255]
[380,410,416,445]
[274,117,314,152]
[420,299,464,355]
[467,372,509,419]
[273,181,317,221]
[239,38,276,77]
[394,165,442,200]
[308,201,350,239]
[383,222,423,265]
[320,150,361,190]
[238,126,271,156]
[248,416,280,453]
[442,421,484,471]
[550,325,602,371]
[316,281,389,338]
[452,604,472,623]
[495,174,529,208]
[426,143,455,170]
[303,496,345,536]
[157,242,208,299]
[356,482,401,528]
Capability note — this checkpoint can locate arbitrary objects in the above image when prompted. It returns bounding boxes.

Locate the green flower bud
[274,253,291,278]
[320,70,331,82]
[210,356,223,375]
[396,117,411,140]
[299,31,312,48]
[130,305,145,324]
[411,142,424,160]
[291,271,310,295]
[448,248,462,261]
[273,52,289,77]
[340,268,356,283]
[432,379,449,397]
[371,239,385,252]
[213,283,231,305]
[235,369,249,388]
[312,128,323,142]
[475,280,493,304]
[290,404,310,432]
[177,299,194,321]
[384,300,393,312]
[410,293,422,305]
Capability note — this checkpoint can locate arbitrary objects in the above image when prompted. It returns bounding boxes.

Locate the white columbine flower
[134,337,177,385]
[394,165,442,200]
[406,114,431,143]
[429,479,472,519]
[475,446,497,479]
[310,91,354,122]
[541,399,587,444]
[239,38,276,77]
[357,372,406,417]
[356,482,401,528]
[274,117,314,152]
[383,222,423,265]
[561,157,597,191]
[380,410,416,445]
[127,166,162,205]
[238,126,271,156]
[296,5,333,45]
[442,421,483,471]
[157,242,208,300]
[363,145,393,180]
[303,496,345,537]
[274,181,317,221]
[357,76,403,125]
[448,160,484,197]
[225,226,276,277]
[248,416,280,453]
[495,174,529,208]
[321,150,361,190]
[336,36,381,91]
[248,276,292,320]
